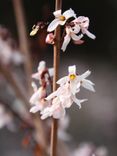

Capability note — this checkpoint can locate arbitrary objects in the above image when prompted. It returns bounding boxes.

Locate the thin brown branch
[50,0,62,156]
[12,0,32,95]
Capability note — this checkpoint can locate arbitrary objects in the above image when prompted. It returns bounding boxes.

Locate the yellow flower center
[69,74,76,80]
[59,16,66,21]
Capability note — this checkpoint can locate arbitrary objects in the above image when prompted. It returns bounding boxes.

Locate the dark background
[0,0,117,156]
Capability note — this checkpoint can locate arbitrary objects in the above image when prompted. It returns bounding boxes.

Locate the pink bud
[46,33,55,44]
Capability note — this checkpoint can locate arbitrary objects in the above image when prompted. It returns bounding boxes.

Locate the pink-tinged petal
[78,70,91,80]
[53,10,62,17]
[70,80,77,95]
[41,107,52,119]
[30,105,40,113]
[72,95,87,109]
[57,76,68,86]
[48,68,54,77]
[81,79,95,92]
[74,39,84,45]
[46,33,55,44]
[71,33,83,41]
[77,16,89,27]
[32,73,39,80]
[45,90,58,100]
[72,24,80,34]
[61,34,71,52]
[63,8,76,20]
[82,29,96,39]
[31,82,38,92]
[53,104,66,119]
[47,19,60,32]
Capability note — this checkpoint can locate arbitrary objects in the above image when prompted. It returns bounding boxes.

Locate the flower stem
[50,0,62,156]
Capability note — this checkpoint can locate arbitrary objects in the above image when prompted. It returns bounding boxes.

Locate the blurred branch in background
[12,0,32,95]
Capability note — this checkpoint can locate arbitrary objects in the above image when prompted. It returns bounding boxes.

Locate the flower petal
[53,10,61,17]
[45,90,58,101]
[53,104,66,119]
[68,65,76,74]
[57,76,68,86]
[82,29,96,39]
[61,34,71,51]
[78,70,91,80]
[47,19,60,32]
[48,68,54,77]
[72,95,87,109]
[63,8,76,20]
[32,73,40,80]
[81,79,95,92]
[30,105,41,113]
[71,33,83,41]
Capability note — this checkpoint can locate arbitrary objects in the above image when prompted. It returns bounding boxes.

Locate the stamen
[69,74,76,80]
[59,16,66,21]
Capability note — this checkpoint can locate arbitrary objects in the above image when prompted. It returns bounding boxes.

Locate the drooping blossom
[61,26,83,51]
[47,8,76,32]
[41,81,86,119]
[30,85,48,113]
[46,33,55,44]
[73,16,96,39]
[40,65,95,119]
[32,60,54,85]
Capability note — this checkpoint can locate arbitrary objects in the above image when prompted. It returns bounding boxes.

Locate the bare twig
[12,0,32,95]
[50,0,62,156]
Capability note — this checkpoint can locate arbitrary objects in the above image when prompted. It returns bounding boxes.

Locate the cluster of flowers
[30,8,96,51]
[30,61,95,119]
[0,25,23,65]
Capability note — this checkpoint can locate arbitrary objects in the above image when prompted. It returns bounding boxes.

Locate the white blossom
[41,82,87,119]
[57,65,95,93]
[61,26,83,51]
[73,16,96,39]
[29,86,48,113]
[47,8,76,32]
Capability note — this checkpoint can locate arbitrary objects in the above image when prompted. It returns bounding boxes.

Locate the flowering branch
[50,0,62,156]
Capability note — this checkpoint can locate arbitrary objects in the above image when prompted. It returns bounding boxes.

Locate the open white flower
[47,8,76,32]
[57,65,95,93]
[73,16,96,39]
[61,26,83,51]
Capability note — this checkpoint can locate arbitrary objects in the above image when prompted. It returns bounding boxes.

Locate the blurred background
[0,0,117,156]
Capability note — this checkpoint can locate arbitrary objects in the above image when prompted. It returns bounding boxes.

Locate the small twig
[12,0,32,95]
[50,0,62,156]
